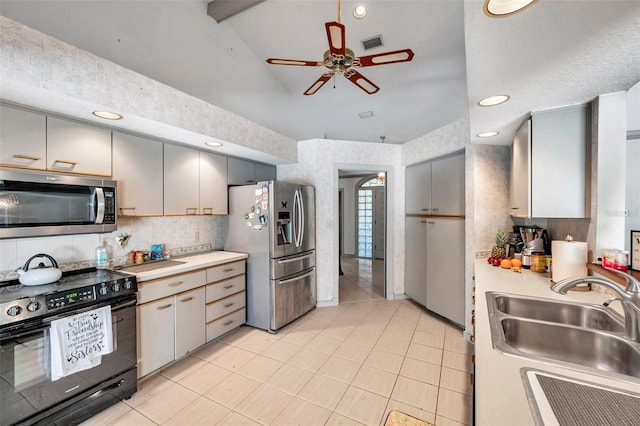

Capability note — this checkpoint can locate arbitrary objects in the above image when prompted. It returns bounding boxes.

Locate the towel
[49,305,113,381]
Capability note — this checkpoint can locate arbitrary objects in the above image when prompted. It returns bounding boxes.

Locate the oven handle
[1,296,136,340]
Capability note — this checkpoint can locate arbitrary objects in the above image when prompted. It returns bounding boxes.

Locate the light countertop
[122,250,248,282]
[474,260,638,425]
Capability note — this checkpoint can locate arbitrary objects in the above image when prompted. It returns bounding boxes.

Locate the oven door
[0,297,136,426]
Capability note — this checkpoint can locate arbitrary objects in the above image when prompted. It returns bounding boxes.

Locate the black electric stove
[0,268,137,329]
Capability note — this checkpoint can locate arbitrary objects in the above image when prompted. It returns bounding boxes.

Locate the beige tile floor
[339,257,385,303]
[84,258,473,426]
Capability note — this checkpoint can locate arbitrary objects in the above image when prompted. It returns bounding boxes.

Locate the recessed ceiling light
[483,0,537,17]
[477,131,499,138]
[478,94,510,107]
[353,5,367,19]
[92,111,123,120]
[205,141,223,147]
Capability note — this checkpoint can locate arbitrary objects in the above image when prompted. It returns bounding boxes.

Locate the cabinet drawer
[206,291,246,322]
[138,270,206,304]
[206,308,246,342]
[206,261,245,283]
[206,274,246,303]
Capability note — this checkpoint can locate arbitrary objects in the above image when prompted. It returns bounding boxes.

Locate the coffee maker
[515,225,550,268]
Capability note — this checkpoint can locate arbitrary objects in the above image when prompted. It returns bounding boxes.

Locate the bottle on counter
[96,243,109,269]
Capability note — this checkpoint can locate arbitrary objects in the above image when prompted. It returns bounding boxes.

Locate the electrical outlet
[193,231,200,242]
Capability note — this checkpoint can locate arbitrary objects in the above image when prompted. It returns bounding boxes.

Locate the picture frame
[632,230,640,272]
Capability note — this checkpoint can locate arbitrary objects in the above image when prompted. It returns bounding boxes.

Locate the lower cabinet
[136,260,246,378]
[405,217,465,325]
[175,287,206,358]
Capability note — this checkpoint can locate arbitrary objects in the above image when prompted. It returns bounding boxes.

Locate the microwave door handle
[94,188,105,224]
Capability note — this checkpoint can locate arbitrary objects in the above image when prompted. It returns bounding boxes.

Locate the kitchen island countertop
[474,259,638,425]
[121,250,248,283]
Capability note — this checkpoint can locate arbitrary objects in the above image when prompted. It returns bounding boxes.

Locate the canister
[530,252,546,273]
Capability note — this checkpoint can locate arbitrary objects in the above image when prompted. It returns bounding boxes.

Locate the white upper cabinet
[112,132,164,216]
[406,151,465,216]
[47,116,112,176]
[164,144,201,215]
[200,151,228,215]
[0,104,47,170]
[405,161,432,214]
[431,153,465,216]
[510,104,588,218]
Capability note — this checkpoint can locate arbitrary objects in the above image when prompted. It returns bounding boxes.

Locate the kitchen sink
[118,260,186,273]
[491,293,624,332]
[486,292,640,382]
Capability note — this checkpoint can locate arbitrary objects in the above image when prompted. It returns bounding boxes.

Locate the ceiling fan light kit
[265,0,414,95]
[483,0,537,17]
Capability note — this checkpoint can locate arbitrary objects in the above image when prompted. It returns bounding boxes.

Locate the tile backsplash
[0,215,227,281]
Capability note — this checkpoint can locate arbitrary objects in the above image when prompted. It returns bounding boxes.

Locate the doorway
[338,171,386,303]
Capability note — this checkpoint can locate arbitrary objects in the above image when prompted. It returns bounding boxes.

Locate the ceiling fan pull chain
[337,0,341,23]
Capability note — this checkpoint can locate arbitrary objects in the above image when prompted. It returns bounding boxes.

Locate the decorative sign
[632,230,640,272]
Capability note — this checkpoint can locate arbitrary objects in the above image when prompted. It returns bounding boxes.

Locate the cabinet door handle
[431,208,439,211]
[13,154,41,161]
[426,221,436,224]
[223,284,234,289]
[156,304,172,310]
[420,220,427,224]
[119,207,137,212]
[52,159,78,168]
[223,302,234,308]
[223,320,234,326]
[223,268,234,272]
[421,208,430,211]
[169,281,184,287]
[202,207,213,215]
[510,207,519,210]
[180,297,194,303]
[186,207,198,215]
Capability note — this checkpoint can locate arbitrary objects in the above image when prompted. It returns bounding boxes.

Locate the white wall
[339,177,360,256]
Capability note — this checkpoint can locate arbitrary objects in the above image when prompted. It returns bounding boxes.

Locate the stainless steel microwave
[0,170,117,239]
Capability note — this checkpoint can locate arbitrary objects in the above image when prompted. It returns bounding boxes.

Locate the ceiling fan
[265,0,414,95]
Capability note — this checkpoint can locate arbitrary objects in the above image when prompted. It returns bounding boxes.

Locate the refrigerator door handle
[293,190,303,247]
[298,189,305,247]
[277,252,314,264]
[278,270,314,285]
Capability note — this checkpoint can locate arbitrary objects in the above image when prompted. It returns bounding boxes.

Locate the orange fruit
[500,259,513,269]
[511,259,522,267]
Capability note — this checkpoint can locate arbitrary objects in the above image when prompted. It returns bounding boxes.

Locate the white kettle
[16,253,62,286]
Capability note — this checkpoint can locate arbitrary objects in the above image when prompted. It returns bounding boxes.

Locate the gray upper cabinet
[510,104,588,218]
[0,104,47,170]
[254,162,276,182]
[47,116,112,176]
[112,132,164,216]
[228,157,276,185]
[406,151,465,216]
[200,151,228,215]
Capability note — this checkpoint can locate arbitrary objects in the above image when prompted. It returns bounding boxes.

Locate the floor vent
[362,35,383,50]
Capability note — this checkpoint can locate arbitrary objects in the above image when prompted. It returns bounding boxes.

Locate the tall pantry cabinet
[405,151,465,325]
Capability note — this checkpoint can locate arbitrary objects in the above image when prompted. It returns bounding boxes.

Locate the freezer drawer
[271,250,315,280]
[270,267,316,331]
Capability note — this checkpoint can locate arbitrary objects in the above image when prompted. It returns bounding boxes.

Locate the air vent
[362,35,383,50]
[358,111,374,119]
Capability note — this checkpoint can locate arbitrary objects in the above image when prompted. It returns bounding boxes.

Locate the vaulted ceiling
[1,0,638,147]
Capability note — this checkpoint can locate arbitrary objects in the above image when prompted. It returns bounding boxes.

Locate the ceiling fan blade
[304,73,332,96]
[325,21,346,58]
[266,58,323,67]
[356,49,415,67]
[344,70,380,95]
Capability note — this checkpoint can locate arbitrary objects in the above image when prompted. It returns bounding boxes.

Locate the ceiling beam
[207,0,265,23]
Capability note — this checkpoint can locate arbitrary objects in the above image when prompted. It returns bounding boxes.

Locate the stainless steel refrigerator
[224,181,316,333]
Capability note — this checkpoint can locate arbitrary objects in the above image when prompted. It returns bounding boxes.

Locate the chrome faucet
[551,268,640,342]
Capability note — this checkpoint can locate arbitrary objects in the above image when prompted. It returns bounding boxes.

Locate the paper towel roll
[551,240,588,283]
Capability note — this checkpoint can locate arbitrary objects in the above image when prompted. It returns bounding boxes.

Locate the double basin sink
[486,292,640,382]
